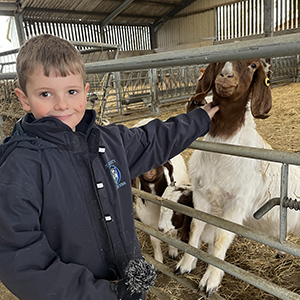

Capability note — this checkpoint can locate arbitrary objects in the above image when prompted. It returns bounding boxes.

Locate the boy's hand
[202,102,219,120]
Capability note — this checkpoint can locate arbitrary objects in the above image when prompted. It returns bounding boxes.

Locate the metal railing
[133,140,300,300]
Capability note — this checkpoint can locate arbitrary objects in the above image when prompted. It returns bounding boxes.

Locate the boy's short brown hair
[16,34,86,95]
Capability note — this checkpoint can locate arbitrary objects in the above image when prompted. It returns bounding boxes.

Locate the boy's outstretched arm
[119,105,218,179]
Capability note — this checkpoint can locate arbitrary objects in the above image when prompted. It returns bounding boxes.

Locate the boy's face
[15,67,89,131]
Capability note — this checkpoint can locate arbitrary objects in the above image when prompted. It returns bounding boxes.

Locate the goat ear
[250,68,272,119]
[195,63,217,95]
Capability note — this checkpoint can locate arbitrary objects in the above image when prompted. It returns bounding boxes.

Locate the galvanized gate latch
[253,197,300,220]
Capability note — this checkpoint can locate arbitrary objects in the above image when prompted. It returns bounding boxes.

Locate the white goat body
[177,59,300,296]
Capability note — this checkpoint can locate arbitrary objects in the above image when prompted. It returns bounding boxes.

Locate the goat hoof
[174,267,182,275]
[198,285,216,298]
[206,287,217,298]
[197,284,204,293]
[169,255,177,260]
[275,251,286,259]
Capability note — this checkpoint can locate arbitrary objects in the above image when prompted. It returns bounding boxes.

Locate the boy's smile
[15,67,89,131]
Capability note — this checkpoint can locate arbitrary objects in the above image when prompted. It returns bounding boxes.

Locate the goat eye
[251,63,257,69]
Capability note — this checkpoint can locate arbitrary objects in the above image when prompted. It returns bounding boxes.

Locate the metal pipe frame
[136,221,300,300]
[132,187,300,257]
[1,32,300,79]
[133,139,300,299]
[280,163,288,243]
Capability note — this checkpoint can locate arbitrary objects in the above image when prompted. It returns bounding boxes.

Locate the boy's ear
[15,88,31,112]
[85,83,89,97]
[85,83,89,93]
[84,83,89,104]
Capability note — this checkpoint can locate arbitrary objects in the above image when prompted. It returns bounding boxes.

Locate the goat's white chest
[148,183,156,194]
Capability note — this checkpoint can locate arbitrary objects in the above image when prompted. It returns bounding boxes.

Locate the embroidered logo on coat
[106,159,126,189]
[110,165,121,184]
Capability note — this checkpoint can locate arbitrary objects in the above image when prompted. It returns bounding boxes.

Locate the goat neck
[210,91,250,139]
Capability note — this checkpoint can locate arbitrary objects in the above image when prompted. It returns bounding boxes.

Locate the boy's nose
[55,96,69,110]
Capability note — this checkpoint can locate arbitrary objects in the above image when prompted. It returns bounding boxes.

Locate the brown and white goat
[132,118,190,263]
[158,183,194,243]
[176,59,300,297]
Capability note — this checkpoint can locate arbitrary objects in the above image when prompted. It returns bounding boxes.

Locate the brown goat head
[187,59,272,119]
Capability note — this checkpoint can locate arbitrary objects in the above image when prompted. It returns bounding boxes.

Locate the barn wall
[155,0,237,52]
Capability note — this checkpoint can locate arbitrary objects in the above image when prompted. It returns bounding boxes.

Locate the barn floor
[1,81,300,299]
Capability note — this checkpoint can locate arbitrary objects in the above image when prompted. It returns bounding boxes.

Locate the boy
[0,34,218,300]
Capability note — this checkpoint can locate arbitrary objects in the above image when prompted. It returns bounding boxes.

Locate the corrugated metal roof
[0,0,198,30]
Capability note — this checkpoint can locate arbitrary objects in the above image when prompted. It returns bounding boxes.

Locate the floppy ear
[195,63,217,96]
[186,63,219,113]
[250,68,272,119]
[186,94,207,113]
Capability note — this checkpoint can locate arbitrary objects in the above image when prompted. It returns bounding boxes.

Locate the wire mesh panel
[272,55,299,82]
[156,65,205,103]
[0,49,18,73]
[97,65,207,123]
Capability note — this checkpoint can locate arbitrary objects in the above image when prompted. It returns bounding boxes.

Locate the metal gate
[133,140,300,300]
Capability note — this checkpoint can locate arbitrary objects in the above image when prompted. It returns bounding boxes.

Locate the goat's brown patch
[171,189,193,243]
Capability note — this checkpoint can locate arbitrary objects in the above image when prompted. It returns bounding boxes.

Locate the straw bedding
[0,82,300,299]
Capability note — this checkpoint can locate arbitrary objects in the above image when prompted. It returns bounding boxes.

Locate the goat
[158,183,194,243]
[132,118,190,263]
[175,59,300,297]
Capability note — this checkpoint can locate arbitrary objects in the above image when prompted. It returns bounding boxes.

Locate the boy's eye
[40,92,51,98]
[69,90,78,95]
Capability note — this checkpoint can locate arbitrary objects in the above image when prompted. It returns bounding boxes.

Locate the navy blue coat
[0,109,210,299]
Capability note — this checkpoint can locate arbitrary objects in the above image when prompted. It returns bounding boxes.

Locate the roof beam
[133,0,175,7]
[22,7,107,18]
[101,0,134,26]
[21,7,157,22]
[0,1,18,16]
[152,0,198,32]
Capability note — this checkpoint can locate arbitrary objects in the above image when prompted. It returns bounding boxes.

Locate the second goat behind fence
[132,118,191,263]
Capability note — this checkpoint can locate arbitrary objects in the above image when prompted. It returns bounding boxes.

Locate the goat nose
[220,72,233,78]
[158,227,165,233]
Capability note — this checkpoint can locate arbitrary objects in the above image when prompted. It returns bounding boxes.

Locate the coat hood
[0,110,96,165]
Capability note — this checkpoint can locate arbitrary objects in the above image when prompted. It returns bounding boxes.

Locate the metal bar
[132,188,300,258]
[2,32,300,79]
[289,0,292,29]
[188,140,300,166]
[14,12,25,46]
[77,33,300,73]
[101,0,135,27]
[294,0,297,28]
[136,221,300,300]
[0,2,17,14]
[253,197,280,219]
[280,163,288,243]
